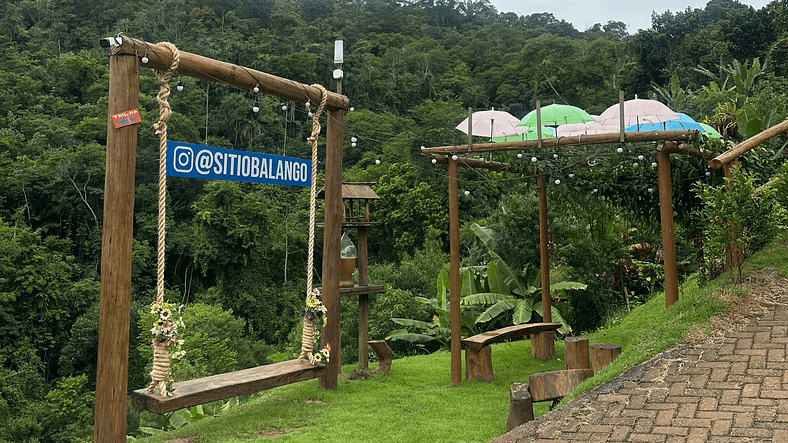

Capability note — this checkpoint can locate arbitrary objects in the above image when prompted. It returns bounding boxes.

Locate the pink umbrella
[555,120,619,137]
[596,99,680,127]
[455,109,528,139]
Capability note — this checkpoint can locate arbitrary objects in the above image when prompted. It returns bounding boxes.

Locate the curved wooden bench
[462,322,561,381]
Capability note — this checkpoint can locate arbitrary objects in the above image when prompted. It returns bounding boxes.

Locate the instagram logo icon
[173,145,194,173]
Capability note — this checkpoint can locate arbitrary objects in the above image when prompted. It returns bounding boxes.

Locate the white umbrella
[596,99,681,128]
[556,120,619,137]
[455,109,528,139]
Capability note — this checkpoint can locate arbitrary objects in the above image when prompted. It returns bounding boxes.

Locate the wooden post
[564,337,590,370]
[467,107,473,153]
[656,148,679,308]
[94,51,139,443]
[723,161,743,270]
[320,108,344,390]
[536,100,542,148]
[357,226,369,369]
[449,156,461,385]
[619,91,625,143]
[533,169,555,359]
[590,343,622,374]
[507,383,534,431]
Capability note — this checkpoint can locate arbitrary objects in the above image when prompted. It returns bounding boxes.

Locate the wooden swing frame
[94,35,348,441]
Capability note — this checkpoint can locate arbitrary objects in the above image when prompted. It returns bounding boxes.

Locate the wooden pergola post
[532,169,554,359]
[94,50,139,443]
[448,156,461,385]
[656,147,679,307]
[357,225,369,369]
[320,108,344,389]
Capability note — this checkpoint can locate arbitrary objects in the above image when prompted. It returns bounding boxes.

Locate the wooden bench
[132,359,324,414]
[462,322,561,381]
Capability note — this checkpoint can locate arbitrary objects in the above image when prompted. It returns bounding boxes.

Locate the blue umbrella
[625,113,703,132]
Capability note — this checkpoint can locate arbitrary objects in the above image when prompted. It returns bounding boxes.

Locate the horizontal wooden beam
[421,130,697,155]
[102,35,349,111]
[131,359,324,414]
[710,119,788,169]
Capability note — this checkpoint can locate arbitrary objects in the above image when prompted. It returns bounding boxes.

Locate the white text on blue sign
[167,141,311,187]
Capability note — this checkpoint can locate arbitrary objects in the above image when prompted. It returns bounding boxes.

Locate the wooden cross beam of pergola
[95,35,348,442]
[429,121,712,385]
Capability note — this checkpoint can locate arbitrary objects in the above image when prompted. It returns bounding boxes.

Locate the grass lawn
[132,234,788,443]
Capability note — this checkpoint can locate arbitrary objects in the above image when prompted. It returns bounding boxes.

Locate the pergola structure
[95,35,348,441]
[422,97,713,385]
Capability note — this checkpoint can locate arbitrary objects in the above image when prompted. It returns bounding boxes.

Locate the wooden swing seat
[132,359,325,414]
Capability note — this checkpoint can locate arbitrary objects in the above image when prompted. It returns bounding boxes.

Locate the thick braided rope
[299,84,328,362]
[147,42,179,394]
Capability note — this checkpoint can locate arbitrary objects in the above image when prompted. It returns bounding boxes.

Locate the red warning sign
[112,109,141,128]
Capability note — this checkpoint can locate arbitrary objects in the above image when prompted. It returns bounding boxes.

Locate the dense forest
[2,0,788,440]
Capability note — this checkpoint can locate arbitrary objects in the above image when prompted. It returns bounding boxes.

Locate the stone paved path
[492,271,788,443]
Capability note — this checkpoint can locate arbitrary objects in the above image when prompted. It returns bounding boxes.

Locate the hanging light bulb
[252,99,260,113]
[431,158,437,164]
[253,83,260,93]
[569,173,574,178]
[553,153,558,159]
[592,188,598,193]
[375,156,381,165]
[531,156,537,163]
[705,171,711,177]
[554,179,560,185]
[141,52,149,64]
[351,142,357,148]
[176,80,184,91]
[451,154,458,161]
[633,162,639,168]
[617,147,624,153]
[350,107,355,111]
[651,162,657,168]
[517,151,523,159]
[638,155,644,161]
[351,136,358,143]
[464,190,470,196]
[305,100,311,108]
[648,188,654,193]
[420,145,426,150]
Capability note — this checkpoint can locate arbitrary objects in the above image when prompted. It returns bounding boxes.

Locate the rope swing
[299,84,330,365]
[147,42,185,396]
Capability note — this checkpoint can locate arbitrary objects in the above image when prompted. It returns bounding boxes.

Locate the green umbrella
[517,103,595,128]
[492,126,555,142]
[698,123,722,139]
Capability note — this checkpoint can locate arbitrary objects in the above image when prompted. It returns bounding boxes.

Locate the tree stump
[465,345,494,381]
[565,337,590,370]
[531,330,555,359]
[507,383,534,431]
[590,343,621,374]
[368,340,393,372]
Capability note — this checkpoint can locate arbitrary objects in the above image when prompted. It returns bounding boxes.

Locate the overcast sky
[488,0,772,34]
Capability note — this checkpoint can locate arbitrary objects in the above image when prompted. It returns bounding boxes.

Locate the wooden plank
[132,360,325,415]
[420,130,697,155]
[657,148,678,307]
[528,369,594,402]
[108,36,349,111]
[94,51,139,443]
[462,323,561,352]
[335,284,384,297]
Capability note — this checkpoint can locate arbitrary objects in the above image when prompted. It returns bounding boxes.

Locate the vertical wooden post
[94,51,139,443]
[534,169,555,359]
[320,108,344,390]
[448,157,461,385]
[657,148,679,307]
[467,107,473,153]
[723,161,743,270]
[619,91,625,143]
[357,226,369,369]
[536,100,542,148]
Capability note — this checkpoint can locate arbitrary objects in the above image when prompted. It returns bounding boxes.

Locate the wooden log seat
[462,322,561,381]
[591,343,622,374]
[528,368,594,402]
[507,383,535,431]
[132,359,325,414]
[367,340,393,372]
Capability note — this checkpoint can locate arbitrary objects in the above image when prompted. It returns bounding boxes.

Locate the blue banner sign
[166,141,311,187]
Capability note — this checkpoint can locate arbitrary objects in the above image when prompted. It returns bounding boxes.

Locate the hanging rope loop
[299,84,328,363]
[147,42,182,395]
